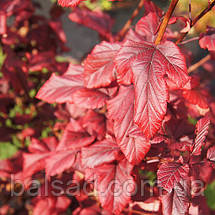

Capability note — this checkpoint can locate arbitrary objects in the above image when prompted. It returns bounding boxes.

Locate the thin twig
[188,54,211,73]
[189,0,192,22]
[176,0,215,44]
[154,0,179,45]
[179,36,199,45]
[117,0,145,40]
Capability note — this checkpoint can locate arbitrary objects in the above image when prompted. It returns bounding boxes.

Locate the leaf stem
[176,0,215,44]
[188,54,211,73]
[117,0,145,40]
[154,0,179,45]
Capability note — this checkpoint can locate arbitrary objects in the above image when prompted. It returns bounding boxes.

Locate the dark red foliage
[1,0,215,215]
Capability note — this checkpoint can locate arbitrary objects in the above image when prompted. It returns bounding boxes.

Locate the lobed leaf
[157,162,189,193]
[115,33,189,139]
[36,64,108,108]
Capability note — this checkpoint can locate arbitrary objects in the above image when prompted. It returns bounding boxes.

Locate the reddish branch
[117,0,145,40]
[176,0,215,44]
[154,0,179,45]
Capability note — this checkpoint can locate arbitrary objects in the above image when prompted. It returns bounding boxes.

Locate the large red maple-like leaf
[84,41,120,88]
[115,31,189,139]
[36,64,108,109]
[192,116,210,156]
[157,162,189,193]
[161,179,190,215]
[107,85,150,164]
[94,159,135,214]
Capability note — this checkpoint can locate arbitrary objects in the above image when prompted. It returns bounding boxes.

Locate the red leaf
[107,85,150,164]
[84,41,120,88]
[0,159,13,178]
[135,12,160,42]
[115,34,189,139]
[57,131,95,150]
[33,197,56,215]
[68,8,113,37]
[23,137,58,178]
[82,138,120,168]
[33,196,70,215]
[121,125,151,164]
[57,121,95,150]
[132,59,168,140]
[49,20,67,43]
[144,0,163,17]
[157,162,189,192]
[27,51,56,72]
[199,27,215,51]
[28,137,58,153]
[36,64,83,103]
[207,145,215,161]
[37,64,108,108]
[161,180,190,215]
[182,76,209,109]
[182,89,209,109]
[0,12,7,35]
[192,116,210,156]
[95,159,135,214]
[45,121,95,177]
[58,0,83,7]
[72,88,108,109]
[80,110,106,140]
[45,149,81,177]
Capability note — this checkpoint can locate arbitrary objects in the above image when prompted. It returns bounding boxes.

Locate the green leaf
[0,142,18,160]
[41,127,52,138]
[204,180,215,210]
[29,89,37,98]
[0,46,6,71]
[188,115,197,125]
